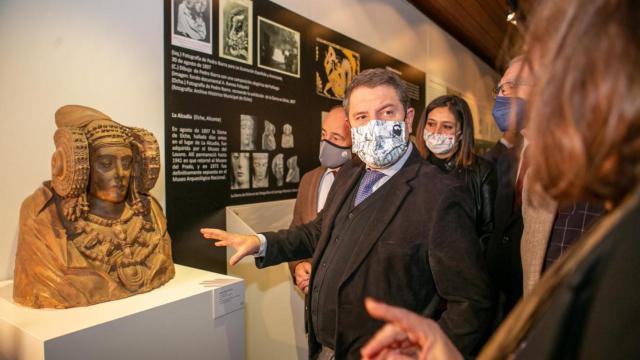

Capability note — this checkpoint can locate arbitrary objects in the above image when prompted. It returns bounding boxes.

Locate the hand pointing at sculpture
[200,228,261,265]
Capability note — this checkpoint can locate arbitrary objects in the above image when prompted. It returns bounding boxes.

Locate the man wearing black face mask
[288,105,352,295]
[483,56,535,329]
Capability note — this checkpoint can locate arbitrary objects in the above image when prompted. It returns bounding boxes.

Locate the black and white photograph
[281,123,294,149]
[315,38,360,100]
[219,0,252,64]
[271,153,284,187]
[258,17,300,78]
[251,153,269,188]
[240,114,257,150]
[171,0,213,54]
[230,152,250,190]
[285,155,300,183]
[262,120,276,151]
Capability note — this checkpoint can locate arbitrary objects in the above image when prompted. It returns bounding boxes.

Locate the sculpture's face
[272,157,284,179]
[241,117,254,147]
[231,152,250,186]
[253,156,268,180]
[89,145,133,203]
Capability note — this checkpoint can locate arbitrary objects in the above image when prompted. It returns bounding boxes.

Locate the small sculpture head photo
[281,123,294,148]
[286,155,300,183]
[240,114,256,150]
[230,152,250,189]
[262,120,276,151]
[272,153,284,186]
[252,153,269,188]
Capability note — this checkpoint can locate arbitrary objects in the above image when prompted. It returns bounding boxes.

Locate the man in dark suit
[484,56,533,321]
[288,105,352,295]
[202,69,492,359]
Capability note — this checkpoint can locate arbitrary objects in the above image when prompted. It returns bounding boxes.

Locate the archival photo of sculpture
[230,152,251,190]
[315,37,360,100]
[251,153,269,189]
[171,0,213,54]
[258,16,300,78]
[281,123,294,149]
[219,0,252,64]
[272,153,284,187]
[262,120,276,151]
[240,114,257,151]
[285,155,300,183]
[13,105,175,309]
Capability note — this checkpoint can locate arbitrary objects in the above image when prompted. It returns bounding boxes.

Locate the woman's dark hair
[415,95,475,168]
[524,0,640,205]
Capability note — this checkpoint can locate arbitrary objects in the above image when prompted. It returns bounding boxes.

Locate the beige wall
[0,0,499,281]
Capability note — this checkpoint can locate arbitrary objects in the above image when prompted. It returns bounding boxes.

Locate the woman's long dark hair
[415,95,476,168]
[524,0,640,205]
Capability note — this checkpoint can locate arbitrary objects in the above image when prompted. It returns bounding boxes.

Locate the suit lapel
[495,148,519,230]
[307,166,325,219]
[338,150,420,286]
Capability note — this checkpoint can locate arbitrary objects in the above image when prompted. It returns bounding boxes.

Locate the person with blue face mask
[201,68,492,359]
[484,56,532,163]
[483,56,534,328]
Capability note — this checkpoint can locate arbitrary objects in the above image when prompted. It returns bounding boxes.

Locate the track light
[506,11,517,25]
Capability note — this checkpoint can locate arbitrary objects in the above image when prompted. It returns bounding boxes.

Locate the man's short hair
[343,68,410,115]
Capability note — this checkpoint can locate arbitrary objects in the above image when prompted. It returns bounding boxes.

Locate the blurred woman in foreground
[361,0,640,358]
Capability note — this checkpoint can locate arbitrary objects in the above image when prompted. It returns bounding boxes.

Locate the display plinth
[226,199,308,360]
[0,264,244,360]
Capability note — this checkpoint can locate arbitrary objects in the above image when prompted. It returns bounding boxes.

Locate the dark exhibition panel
[164,0,426,273]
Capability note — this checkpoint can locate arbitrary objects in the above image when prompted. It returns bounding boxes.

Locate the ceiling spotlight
[506,11,518,25]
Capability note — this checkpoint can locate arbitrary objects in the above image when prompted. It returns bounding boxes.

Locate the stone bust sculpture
[13,105,175,308]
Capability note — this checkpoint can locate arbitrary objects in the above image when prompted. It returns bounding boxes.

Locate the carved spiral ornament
[130,127,160,193]
[51,127,90,198]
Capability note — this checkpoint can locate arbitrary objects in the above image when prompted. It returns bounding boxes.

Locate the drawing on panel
[315,38,360,100]
[219,0,252,64]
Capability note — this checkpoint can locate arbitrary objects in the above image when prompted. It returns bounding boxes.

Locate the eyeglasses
[492,81,531,98]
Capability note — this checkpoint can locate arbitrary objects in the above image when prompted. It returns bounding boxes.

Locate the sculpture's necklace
[85,208,135,227]
[70,205,160,290]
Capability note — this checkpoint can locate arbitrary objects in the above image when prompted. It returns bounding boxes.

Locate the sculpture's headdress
[50,105,161,220]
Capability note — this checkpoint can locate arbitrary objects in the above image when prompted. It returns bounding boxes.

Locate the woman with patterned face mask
[416,95,497,249]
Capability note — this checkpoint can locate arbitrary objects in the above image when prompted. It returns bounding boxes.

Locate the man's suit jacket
[482,140,509,165]
[257,149,493,359]
[520,172,557,295]
[288,166,326,280]
[485,145,524,317]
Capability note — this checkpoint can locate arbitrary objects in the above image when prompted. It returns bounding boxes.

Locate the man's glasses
[492,81,531,98]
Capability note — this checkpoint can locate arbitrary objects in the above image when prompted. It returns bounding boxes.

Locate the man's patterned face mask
[351,120,408,169]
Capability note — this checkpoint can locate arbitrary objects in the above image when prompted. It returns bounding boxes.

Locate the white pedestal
[226,199,308,360]
[0,264,244,360]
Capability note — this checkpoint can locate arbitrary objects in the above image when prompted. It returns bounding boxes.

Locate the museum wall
[0,0,498,281]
